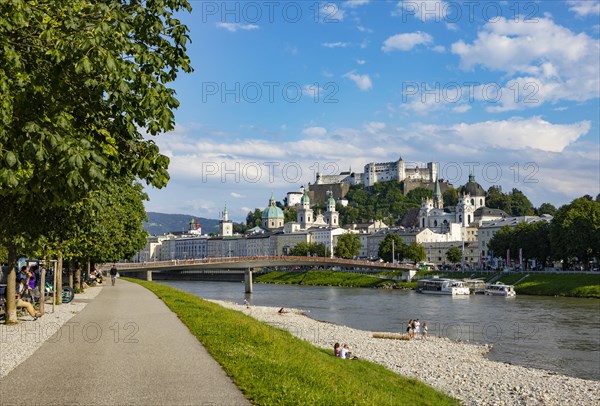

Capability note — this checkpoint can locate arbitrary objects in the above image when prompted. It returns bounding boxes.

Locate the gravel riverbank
[213,299,600,406]
[0,286,103,378]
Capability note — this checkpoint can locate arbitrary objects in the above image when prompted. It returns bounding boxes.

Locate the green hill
[144,212,220,236]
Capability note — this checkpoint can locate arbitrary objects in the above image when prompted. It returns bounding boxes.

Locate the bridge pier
[244,269,253,293]
[146,271,153,282]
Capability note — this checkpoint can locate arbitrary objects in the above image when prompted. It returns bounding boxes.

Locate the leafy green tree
[486,186,511,213]
[446,246,463,266]
[487,226,514,262]
[509,189,534,216]
[550,197,600,269]
[246,209,262,228]
[404,242,426,264]
[406,187,433,204]
[0,0,192,322]
[284,207,297,224]
[290,242,328,257]
[442,187,458,206]
[378,234,405,263]
[334,233,361,259]
[536,203,557,216]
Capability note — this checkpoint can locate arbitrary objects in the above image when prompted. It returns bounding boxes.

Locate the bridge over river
[103,256,413,293]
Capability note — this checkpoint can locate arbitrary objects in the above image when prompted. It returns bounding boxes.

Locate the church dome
[262,194,285,220]
[262,205,284,220]
[460,174,485,196]
[301,191,310,204]
[326,190,335,206]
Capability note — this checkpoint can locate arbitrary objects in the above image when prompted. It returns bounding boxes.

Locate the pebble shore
[0,286,103,378]
[214,300,600,406]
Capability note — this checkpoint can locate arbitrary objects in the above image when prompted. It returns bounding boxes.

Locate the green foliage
[257,270,392,288]
[335,233,361,259]
[283,207,297,224]
[246,209,262,228]
[486,187,534,216]
[404,242,426,264]
[131,279,459,405]
[499,274,600,298]
[378,234,405,263]
[339,181,422,226]
[446,246,463,265]
[550,197,600,269]
[488,222,552,267]
[289,242,328,257]
[0,0,192,201]
[442,187,458,206]
[536,203,557,216]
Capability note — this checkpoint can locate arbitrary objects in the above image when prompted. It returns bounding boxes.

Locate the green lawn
[129,279,459,406]
[499,274,600,298]
[256,270,394,288]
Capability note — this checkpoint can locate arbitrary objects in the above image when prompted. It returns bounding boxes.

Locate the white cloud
[344,71,373,90]
[567,0,600,17]
[382,31,433,52]
[356,59,366,65]
[145,118,596,220]
[357,26,373,33]
[216,23,259,32]
[322,42,350,48]
[451,17,600,110]
[452,105,471,113]
[302,84,324,99]
[301,127,328,137]
[448,117,590,152]
[432,45,445,53]
[346,0,369,8]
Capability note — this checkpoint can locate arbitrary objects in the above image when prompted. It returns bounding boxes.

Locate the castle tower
[220,204,233,237]
[324,190,339,227]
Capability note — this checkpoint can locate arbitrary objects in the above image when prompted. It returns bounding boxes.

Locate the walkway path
[0,280,250,405]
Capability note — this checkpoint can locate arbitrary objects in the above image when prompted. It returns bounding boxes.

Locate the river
[159,280,600,381]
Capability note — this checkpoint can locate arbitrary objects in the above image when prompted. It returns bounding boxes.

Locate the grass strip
[128,278,459,406]
[257,270,396,288]
[500,274,600,298]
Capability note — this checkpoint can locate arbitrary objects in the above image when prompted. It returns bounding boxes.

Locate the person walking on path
[110,264,118,286]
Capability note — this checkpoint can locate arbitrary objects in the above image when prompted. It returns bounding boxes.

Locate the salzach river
[160,280,600,381]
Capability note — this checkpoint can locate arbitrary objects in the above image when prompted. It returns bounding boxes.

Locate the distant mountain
[144,212,220,236]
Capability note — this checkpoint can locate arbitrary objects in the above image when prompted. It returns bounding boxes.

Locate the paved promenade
[0,280,250,405]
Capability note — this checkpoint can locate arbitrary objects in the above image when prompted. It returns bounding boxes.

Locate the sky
[143,0,600,222]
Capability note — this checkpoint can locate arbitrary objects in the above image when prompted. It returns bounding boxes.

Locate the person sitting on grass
[334,342,341,357]
[341,344,357,360]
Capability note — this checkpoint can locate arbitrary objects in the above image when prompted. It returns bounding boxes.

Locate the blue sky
[144,0,600,222]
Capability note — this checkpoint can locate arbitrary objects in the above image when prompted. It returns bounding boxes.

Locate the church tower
[433,177,443,209]
[324,190,339,227]
[220,204,233,237]
[297,190,313,229]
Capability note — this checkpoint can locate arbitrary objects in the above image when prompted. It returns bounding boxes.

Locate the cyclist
[110,264,118,286]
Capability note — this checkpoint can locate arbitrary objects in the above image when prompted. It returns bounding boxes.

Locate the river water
[160,280,600,381]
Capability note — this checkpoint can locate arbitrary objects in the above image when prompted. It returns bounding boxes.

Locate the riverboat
[416,278,471,295]
[462,279,487,294]
[484,282,517,297]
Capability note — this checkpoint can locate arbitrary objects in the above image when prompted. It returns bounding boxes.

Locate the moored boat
[485,282,517,297]
[416,278,471,295]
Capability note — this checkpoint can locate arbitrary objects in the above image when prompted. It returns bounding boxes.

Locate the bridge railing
[104,256,413,271]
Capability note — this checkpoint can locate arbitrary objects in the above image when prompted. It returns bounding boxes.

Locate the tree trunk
[56,256,63,305]
[39,264,46,314]
[4,245,18,323]
[67,261,73,288]
[75,260,82,292]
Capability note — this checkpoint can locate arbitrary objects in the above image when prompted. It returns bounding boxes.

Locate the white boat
[416,278,471,295]
[485,282,517,297]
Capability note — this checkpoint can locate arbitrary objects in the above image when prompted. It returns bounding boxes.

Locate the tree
[487,226,514,262]
[334,233,361,259]
[284,207,297,224]
[446,246,463,267]
[290,242,327,257]
[442,187,458,206]
[509,189,534,216]
[550,197,600,269]
[246,209,262,228]
[404,242,426,264]
[537,203,557,216]
[378,234,405,263]
[0,0,192,322]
